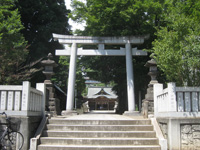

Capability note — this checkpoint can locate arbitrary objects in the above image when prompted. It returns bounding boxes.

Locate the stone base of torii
[53,34,149,115]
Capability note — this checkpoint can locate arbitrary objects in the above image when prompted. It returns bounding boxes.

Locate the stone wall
[21,116,42,150]
[159,122,168,139]
[181,124,200,150]
[157,118,200,150]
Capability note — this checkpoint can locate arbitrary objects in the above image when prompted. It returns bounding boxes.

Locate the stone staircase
[37,115,161,150]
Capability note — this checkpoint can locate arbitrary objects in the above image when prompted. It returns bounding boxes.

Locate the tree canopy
[0,0,27,84]
[71,0,164,38]
[0,0,71,85]
[16,0,71,62]
[152,0,200,86]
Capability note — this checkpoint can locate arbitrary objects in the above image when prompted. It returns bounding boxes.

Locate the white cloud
[65,0,86,32]
[65,0,72,9]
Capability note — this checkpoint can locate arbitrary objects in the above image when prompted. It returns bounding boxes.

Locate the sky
[65,0,86,32]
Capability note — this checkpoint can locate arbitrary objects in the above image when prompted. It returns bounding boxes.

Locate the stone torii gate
[53,34,148,115]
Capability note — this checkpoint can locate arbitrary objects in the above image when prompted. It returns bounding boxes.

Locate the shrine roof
[87,87,118,99]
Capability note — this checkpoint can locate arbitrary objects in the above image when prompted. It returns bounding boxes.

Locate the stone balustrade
[0,81,45,116]
[154,82,200,118]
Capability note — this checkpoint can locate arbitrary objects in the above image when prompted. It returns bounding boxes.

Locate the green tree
[70,0,164,113]
[152,0,200,86]
[0,0,27,84]
[16,0,71,61]
[71,0,164,37]
[52,56,86,99]
[13,0,71,84]
[52,56,70,90]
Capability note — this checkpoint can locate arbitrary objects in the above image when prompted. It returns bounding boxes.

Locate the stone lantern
[41,53,58,84]
[145,58,158,88]
[142,58,158,118]
[41,53,60,115]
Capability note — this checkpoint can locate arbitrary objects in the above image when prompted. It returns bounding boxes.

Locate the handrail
[30,112,51,150]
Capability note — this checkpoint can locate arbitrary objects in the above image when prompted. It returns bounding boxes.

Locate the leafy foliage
[15,0,71,62]
[71,0,165,37]
[0,0,71,85]
[152,0,200,86]
[9,0,72,85]
[52,55,86,98]
[51,56,70,90]
[0,0,27,84]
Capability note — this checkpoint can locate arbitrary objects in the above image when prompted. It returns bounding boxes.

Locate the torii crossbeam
[53,34,148,115]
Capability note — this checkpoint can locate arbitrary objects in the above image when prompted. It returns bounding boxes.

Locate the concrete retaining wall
[157,118,200,150]
[0,116,41,150]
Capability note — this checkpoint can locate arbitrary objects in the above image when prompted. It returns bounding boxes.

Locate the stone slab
[123,111,142,116]
[38,145,161,150]
[61,110,77,116]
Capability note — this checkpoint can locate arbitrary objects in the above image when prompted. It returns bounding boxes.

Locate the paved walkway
[57,110,145,120]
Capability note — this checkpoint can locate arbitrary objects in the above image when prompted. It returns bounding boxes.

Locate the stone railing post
[154,83,163,117]
[21,81,31,111]
[167,82,177,112]
[15,90,22,111]
[143,101,149,118]
[7,91,14,110]
[1,91,7,110]
[36,83,46,116]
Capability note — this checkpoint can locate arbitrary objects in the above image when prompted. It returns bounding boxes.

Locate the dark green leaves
[0,0,27,84]
[152,0,200,86]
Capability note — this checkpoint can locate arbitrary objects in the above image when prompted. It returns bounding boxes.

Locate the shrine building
[84,87,118,111]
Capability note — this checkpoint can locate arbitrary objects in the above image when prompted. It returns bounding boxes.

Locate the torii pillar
[66,42,77,111]
[126,42,135,112]
[53,34,148,115]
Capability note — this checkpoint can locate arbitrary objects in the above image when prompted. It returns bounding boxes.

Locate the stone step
[48,119,151,125]
[40,137,159,145]
[42,130,157,138]
[46,124,154,131]
[39,115,160,150]
[38,145,161,150]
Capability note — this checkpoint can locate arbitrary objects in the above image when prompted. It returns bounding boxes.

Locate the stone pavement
[61,110,145,120]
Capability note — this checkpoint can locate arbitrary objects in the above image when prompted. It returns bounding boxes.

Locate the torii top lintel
[53,33,149,44]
